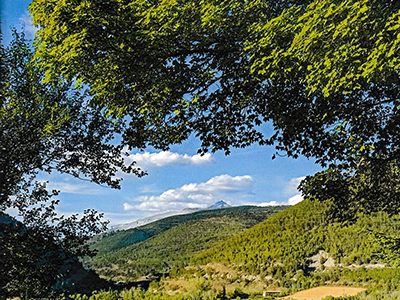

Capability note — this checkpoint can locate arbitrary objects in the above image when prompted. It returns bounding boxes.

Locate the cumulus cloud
[283,176,306,205]
[255,176,306,207]
[124,174,254,212]
[18,11,38,39]
[125,151,214,168]
[285,176,306,196]
[288,194,303,205]
[123,203,135,211]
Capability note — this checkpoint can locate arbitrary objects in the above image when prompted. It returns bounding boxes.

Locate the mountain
[111,201,231,231]
[206,200,231,210]
[86,205,287,281]
[89,200,400,289]
[0,213,18,226]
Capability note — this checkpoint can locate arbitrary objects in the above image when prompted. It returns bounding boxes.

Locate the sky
[1,0,322,226]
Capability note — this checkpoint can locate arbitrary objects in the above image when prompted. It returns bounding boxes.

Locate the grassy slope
[87,205,287,281]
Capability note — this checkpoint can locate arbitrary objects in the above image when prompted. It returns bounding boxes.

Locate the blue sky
[1,0,322,225]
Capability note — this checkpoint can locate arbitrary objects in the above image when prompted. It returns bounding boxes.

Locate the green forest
[2,0,400,299]
[86,206,287,281]
[58,201,400,299]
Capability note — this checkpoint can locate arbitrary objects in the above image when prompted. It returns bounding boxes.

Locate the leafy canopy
[299,159,400,222]
[248,0,400,96]
[30,0,311,154]
[1,30,144,207]
[0,30,143,298]
[30,0,400,168]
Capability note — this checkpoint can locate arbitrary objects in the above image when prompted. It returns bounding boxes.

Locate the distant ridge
[112,200,231,231]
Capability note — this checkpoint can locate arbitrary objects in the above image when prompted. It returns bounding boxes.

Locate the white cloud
[288,194,303,205]
[284,176,306,205]
[18,11,38,39]
[255,176,306,207]
[285,176,306,196]
[125,151,213,168]
[45,180,105,195]
[123,203,135,211]
[138,184,161,194]
[124,174,254,212]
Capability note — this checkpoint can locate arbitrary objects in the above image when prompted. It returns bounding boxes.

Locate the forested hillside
[195,200,400,282]
[78,200,400,299]
[86,205,287,281]
[88,200,400,288]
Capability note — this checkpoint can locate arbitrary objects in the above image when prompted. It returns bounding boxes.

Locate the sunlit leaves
[30,0,400,166]
[0,30,132,298]
[30,0,276,153]
[248,0,400,96]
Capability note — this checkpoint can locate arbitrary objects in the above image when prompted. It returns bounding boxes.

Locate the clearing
[283,286,366,300]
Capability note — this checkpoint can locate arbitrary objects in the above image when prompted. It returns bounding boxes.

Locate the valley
[78,200,400,300]
[86,204,287,281]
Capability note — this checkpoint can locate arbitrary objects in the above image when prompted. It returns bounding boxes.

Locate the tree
[28,0,400,222]
[1,30,145,206]
[299,159,400,222]
[29,0,400,168]
[246,0,400,165]
[1,27,149,207]
[29,0,317,154]
[20,0,400,286]
[0,192,107,299]
[243,0,400,221]
[0,30,144,298]
[298,159,400,265]
[248,0,400,96]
